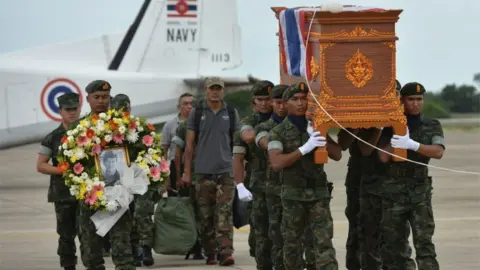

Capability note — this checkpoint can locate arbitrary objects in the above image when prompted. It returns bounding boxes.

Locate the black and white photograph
[95,146,130,186]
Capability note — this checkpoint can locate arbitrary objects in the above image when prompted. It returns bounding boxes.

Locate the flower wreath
[56,110,170,211]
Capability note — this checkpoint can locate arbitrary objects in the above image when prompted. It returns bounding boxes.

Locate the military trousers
[282,198,338,270]
[78,203,135,270]
[252,190,273,270]
[134,188,159,248]
[247,200,255,257]
[195,173,235,256]
[54,201,78,268]
[381,177,438,270]
[344,167,362,270]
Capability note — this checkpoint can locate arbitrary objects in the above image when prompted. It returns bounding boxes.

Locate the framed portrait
[95,146,131,186]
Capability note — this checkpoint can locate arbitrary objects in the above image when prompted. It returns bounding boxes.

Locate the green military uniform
[238,80,274,270]
[232,130,256,257]
[73,80,136,270]
[39,93,80,270]
[268,83,338,270]
[380,82,442,270]
[172,119,204,259]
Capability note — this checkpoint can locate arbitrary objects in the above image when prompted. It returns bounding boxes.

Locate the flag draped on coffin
[278,6,385,80]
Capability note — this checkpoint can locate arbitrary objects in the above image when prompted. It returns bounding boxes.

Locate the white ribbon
[90,163,149,237]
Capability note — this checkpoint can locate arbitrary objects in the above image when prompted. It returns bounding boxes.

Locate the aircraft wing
[183,74,262,90]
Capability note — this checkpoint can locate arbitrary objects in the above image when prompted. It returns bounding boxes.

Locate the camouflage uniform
[268,83,338,270]
[38,93,80,270]
[380,83,442,270]
[232,131,256,257]
[239,81,274,270]
[74,80,136,270]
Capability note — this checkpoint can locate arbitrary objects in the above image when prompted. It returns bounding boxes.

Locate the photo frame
[94,145,131,186]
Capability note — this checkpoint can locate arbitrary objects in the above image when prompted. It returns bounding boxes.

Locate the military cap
[270,84,289,99]
[86,80,112,93]
[400,82,426,96]
[102,151,117,161]
[396,80,402,92]
[111,94,131,110]
[57,92,80,109]
[251,80,274,96]
[204,77,225,88]
[282,82,309,100]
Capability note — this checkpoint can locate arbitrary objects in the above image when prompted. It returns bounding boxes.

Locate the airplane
[0,0,260,149]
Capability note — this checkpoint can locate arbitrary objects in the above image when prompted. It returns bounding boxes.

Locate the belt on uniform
[388,167,428,178]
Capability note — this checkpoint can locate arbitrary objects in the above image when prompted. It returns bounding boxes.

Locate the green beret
[111,94,131,110]
[282,82,309,100]
[86,80,112,94]
[251,80,274,96]
[57,93,79,109]
[270,84,289,99]
[400,82,425,96]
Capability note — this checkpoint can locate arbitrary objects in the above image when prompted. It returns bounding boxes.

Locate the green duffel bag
[153,196,198,255]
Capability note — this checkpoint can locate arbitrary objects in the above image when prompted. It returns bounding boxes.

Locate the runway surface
[0,130,479,269]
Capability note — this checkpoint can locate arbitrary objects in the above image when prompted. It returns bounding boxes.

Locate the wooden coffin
[272,6,407,163]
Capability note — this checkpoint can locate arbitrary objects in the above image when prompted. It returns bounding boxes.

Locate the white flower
[86,184,93,192]
[69,174,74,178]
[83,120,91,128]
[81,173,89,180]
[95,137,101,144]
[85,179,93,186]
[75,148,85,159]
[72,128,79,136]
[138,126,144,132]
[150,132,155,136]
[68,136,74,142]
[72,176,82,183]
[135,156,143,162]
[106,200,119,212]
[96,121,105,132]
[66,130,73,136]
[93,177,100,182]
[63,150,71,157]
[69,186,79,196]
[104,135,112,142]
[118,125,126,134]
[62,143,68,150]
[147,148,155,155]
[126,131,139,143]
[99,113,107,119]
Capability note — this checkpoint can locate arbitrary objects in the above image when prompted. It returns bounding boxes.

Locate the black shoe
[64,266,76,270]
[142,246,154,266]
[205,254,217,265]
[102,248,110,257]
[218,254,235,266]
[193,252,205,260]
[134,247,143,267]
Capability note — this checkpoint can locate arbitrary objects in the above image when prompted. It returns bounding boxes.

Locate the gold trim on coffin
[310,56,320,81]
[345,49,373,88]
[309,26,395,39]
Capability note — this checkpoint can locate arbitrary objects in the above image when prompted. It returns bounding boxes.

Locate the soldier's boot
[64,266,75,270]
[205,254,217,265]
[142,246,154,266]
[134,246,143,267]
[192,241,205,260]
[218,254,235,266]
[304,263,316,270]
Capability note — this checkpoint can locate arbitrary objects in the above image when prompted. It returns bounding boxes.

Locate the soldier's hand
[236,183,253,202]
[181,173,192,186]
[299,131,326,155]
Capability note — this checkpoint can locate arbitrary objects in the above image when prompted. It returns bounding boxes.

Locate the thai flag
[167,0,197,18]
[278,6,385,80]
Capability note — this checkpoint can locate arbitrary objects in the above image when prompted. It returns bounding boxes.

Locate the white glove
[236,183,253,202]
[390,129,420,151]
[298,131,326,155]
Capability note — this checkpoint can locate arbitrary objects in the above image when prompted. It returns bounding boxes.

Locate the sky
[0,0,479,92]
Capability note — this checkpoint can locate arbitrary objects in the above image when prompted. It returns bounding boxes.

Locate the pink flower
[142,135,153,147]
[150,166,160,179]
[129,121,137,130]
[85,190,98,205]
[159,159,170,173]
[77,136,88,147]
[73,163,84,175]
[113,133,124,144]
[91,144,101,155]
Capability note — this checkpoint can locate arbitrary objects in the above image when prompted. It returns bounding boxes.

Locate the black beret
[111,94,131,110]
[400,82,425,96]
[86,80,112,93]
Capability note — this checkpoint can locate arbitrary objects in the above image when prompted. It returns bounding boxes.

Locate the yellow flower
[80,120,88,127]
[139,160,148,168]
[107,110,113,117]
[77,182,86,200]
[96,189,103,198]
[70,155,78,163]
[104,123,111,131]
[122,117,130,124]
[152,154,160,161]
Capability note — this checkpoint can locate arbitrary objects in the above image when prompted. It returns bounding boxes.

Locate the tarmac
[0,130,479,269]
